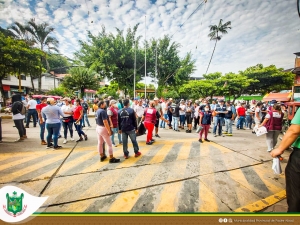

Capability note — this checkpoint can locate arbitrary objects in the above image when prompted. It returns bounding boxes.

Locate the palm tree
[205,19,231,74]
[8,22,35,46]
[25,18,59,92]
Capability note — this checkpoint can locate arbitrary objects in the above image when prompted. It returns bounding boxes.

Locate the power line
[171,0,207,38]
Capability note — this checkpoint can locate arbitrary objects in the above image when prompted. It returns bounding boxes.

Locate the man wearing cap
[213,99,228,137]
[36,97,48,145]
[153,97,163,138]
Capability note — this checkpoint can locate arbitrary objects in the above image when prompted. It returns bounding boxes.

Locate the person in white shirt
[134,100,144,126]
[61,98,75,144]
[26,97,38,128]
[22,96,29,124]
[160,100,168,128]
[179,100,186,129]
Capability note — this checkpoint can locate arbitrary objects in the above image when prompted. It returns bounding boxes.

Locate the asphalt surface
[0,114,291,212]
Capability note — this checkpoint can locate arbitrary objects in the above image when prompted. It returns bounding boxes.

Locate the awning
[2,85,10,91]
[84,89,96,94]
[263,93,292,102]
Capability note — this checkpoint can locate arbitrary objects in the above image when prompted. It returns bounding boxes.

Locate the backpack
[82,103,88,110]
[12,101,25,115]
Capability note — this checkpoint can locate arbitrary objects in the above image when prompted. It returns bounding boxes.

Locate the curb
[234,190,286,212]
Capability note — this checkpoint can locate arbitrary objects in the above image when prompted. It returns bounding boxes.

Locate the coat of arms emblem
[3,191,27,217]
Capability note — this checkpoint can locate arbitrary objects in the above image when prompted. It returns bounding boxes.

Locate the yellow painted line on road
[210,142,232,153]
[199,180,219,212]
[108,190,141,212]
[0,153,67,182]
[149,144,174,164]
[57,151,98,175]
[199,142,210,157]
[156,182,183,212]
[0,154,41,170]
[115,146,152,169]
[234,190,286,212]
[65,198,96,212]
[176,142,191,161]
[199,144,215,175]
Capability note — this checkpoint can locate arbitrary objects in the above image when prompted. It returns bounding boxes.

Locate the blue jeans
[75,123,85,137]
[39,122,45,141]
[225,118,233,134]
[111,127,122,144]
[62,120,73,139]
[160,114,168,128]
[26,109,37,127]
[172,117,179,130]
[122,130,139,156]
[213,117,224,135]
[180,115,185,126]
[245,115,253,129]
[46,123,61,147]
[82,113,90,126]
[237,116,245,129]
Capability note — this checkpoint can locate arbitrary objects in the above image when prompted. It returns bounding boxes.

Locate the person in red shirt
[36,97,48,145]
[236,103,246,130]
[73,99,88,142]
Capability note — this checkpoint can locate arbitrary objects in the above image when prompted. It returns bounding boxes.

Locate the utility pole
[144,15,147,99]
[155,43,158,97]
[134,40,136,99]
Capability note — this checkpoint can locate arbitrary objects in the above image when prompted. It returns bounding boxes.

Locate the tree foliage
[61,67,100,98]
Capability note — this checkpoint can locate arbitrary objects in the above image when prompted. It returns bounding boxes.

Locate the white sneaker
[63,139,67,144]
[70,138,75,141]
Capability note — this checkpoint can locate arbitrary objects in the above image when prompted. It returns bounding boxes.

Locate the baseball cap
[153,97,159,101]
[110,100,117,105]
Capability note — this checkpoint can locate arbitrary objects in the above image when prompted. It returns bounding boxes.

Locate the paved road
[0,115,290,212]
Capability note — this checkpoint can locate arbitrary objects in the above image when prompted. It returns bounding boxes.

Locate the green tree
[47,86,71,96]
[206,19,231,74]
[220,72,258,103]
[97,82,119,99]
[45,54,71,69]
[61,67,99,98]
[26,18,59,91]
[243,64,294,95]
[8,22,35,46]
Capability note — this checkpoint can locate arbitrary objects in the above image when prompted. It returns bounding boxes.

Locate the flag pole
[144,15,147,99]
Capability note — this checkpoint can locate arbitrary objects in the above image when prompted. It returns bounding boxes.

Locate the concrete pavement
[0,114,290,212]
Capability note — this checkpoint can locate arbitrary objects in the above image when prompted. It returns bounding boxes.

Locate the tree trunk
[30,73,35,93]
[205,39,218,75]
[80,87,84,98]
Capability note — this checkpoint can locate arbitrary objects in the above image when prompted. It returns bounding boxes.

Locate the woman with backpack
[11,94,26,142]
[260,103,284,152]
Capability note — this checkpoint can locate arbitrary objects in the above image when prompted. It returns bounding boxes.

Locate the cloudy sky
[0,0,300,78]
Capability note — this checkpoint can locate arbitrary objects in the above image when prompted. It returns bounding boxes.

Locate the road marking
[149,144,174,164]
[199,180,219,212]
[156,182,183,212]
[176,142,191,161]
[234,190,286,212]
[108,190,142,212]
[210,142,233,153]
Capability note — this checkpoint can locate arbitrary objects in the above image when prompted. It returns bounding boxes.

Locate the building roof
[263,92,292,102]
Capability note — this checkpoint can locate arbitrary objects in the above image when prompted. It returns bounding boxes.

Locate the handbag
[255,126,268,136]
[62,117,71,123]
[196,125,203,133]
[136,122,146,136]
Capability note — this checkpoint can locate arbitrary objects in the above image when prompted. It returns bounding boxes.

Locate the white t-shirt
[161,102,167,114]
[179,105,186,115]
[61,105,74,117]
[27,99,37,109]
[135,105,144,117]
[22,100,28,107]
[13,113,25,120]
[265,111,282,119]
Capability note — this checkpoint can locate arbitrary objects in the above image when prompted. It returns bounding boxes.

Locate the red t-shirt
[237,107,246,116]
[73,106,82,119]
[36,103,48,111]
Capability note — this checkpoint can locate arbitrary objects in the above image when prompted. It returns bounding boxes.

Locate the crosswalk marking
[108,190,142,212]
[199,180,220,212]
[149,144,174,164]
[176,142,191,160]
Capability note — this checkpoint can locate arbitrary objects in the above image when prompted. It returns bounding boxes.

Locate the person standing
[81,99,91,128]
[107,100,122,147]
[167,100,173,129]
[22,95,29,124]
[260,104,284,152]
[179,100,186,129]
[153,97,163,138]
[26,96,38,128]
[253,102,263,134]
[199,104,212,143]
[42,98,64,149]
[61,98,75,144]
[213,100,227,137]
[185,101,194,133]
[73,99,88,142]
[134,99,144,126]
[96,101,120,163]
[236,103,246,130]
[160,100,168,129]
[193,101,200,130]
[118,99,141,159]
[224,101,234,136]
[270,109,300,212]
[11,94,26,142]
[172,100,180,132]
[142,101,159,145]
[245,105,254,130]
[36,97,48,145]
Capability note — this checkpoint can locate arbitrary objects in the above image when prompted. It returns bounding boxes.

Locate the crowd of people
[0,94,291,160]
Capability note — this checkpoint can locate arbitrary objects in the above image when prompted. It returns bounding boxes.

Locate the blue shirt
[42,105,64,124]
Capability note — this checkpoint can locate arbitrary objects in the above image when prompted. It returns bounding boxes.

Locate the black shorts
[155,119,159,128]
[186,114,192,124]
